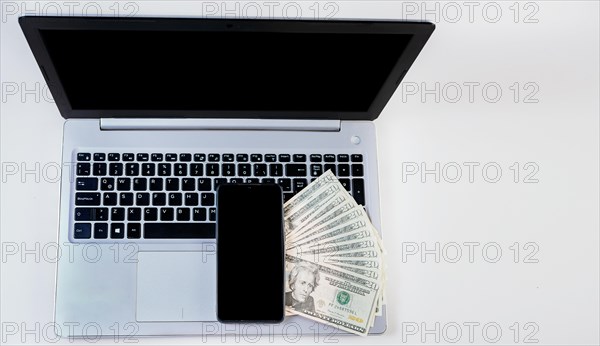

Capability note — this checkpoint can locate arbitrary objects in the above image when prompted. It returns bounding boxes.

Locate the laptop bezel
[19,16,434,121]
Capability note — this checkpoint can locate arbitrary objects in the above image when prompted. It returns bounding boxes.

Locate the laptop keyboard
[73,152,365,240]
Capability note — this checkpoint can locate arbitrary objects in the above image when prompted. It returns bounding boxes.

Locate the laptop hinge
[99,118,341,132]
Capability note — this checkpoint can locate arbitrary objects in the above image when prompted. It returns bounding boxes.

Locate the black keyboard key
[197,178,211,191]
[338,164,350,177]
[209,208,216,221]
[246,178,259,184]
[111,223,125,239]
[253,164,267,176]
[262,178,275,184]
[270,164,283,177]
[351,154,363,162]
[265,154,277,162]
[286,164,307,177]
[177,208,190,221]
[324,164,336,175]
[310,164,323,177]
[169,193,183,206]
[74,223,91,239]
[229,178,243,184]
[111,207,125,221]
[193,208,207,221]
[310,154,322,162]
[125,163,139,176]
[251,154,262,162]
[213,178,227,190]
[120,193,134,206]
[108,153,120,161]
[123,153,135,161]
[144,222,215,239]
[180,153,191,162]
[190,164,203,176]
[194,153,206,162]
[222,153,234,162]
[74,208,94,221]
[277,178,292,191]
[337,154,349,162]
[181,178,195,191]
[238,164,251,176]
[165,153,177,162]
[94,223,108,239]
[110,163,123,176]
[158,163,171,176]
[127,223,141,239]
[103,192,117,206]
[201,192,215,206]
[352,179,365,205]
[149,178,163,191]
[152,193,166,206]
[93,153,106,161]
[93,163,107,176]
[100,178,114,191]
[144,207,158,221]
[133,178,147,191]
[222,163,235,176]
[174,163,187,176]
[206,163,219,176]
[137,153,149,161]
[324,154,336,162]
[293,179,308,192]
[165,178,179,191]
[76,178,98,191]
[77,153,91,161]
[278,154,290,162]
[185,192,199,206]
[352,164,364,176]
[293,154,306,162]
[151,153,163,161]
[284,193,294,202]
[236,154,248,162]
[77,163,91,176]
[128,207,141,221]
[339,178,351,191]
[141,163,155,176]
[75,193,101,206]
[95,208,109,221]
[116,178,130,190]
[208,153,220,162]
[136,192,150,206]
[160,208,174,221]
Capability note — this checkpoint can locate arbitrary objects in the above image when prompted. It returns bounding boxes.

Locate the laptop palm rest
[136,251,217,322]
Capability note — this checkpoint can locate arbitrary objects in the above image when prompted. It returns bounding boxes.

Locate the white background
[1,1,598,345]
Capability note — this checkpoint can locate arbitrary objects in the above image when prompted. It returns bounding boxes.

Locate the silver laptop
[19,16,434,337]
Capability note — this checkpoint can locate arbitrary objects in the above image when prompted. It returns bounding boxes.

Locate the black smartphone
[216,184,284,323]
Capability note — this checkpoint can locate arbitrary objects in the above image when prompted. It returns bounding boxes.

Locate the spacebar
[144,223,215,239]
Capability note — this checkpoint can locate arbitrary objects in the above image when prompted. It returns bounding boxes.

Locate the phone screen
[216,184,284,323]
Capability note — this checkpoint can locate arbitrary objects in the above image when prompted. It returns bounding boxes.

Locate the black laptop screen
[39,29,412,113]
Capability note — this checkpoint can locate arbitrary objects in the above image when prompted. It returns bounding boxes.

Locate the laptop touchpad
[136,251,217,322]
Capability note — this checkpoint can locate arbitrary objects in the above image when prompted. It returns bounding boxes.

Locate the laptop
[19,16,434,337]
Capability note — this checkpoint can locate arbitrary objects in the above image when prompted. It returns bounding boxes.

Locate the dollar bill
[284,254,380,336]
[283,170,337,215]
[282,169,386,336]
[289,209,369,247]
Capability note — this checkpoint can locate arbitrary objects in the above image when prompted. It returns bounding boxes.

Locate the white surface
[1,1,598,345]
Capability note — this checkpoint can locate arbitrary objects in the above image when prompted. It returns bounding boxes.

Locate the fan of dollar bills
[283,170,386,336]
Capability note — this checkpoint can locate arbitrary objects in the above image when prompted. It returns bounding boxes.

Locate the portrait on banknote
[285,261,320,313]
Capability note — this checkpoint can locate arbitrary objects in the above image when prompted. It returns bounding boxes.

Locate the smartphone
[216,184,284,323]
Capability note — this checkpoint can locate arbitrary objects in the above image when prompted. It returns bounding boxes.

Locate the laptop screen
[41,30,410,112]
[21,17,434,119]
